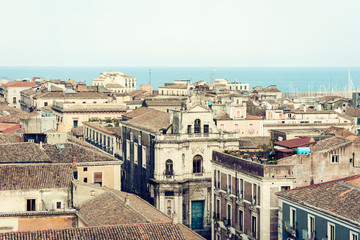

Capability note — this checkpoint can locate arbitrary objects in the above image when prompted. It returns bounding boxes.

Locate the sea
[0,66,359,93]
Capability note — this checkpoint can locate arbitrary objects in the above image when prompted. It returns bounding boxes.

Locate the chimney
[124,195,130,205]
[72,157,76,165]
[172,212,178,224]
[39,141,43,148]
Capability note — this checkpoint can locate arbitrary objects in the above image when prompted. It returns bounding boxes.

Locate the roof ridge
[278,175,360,194]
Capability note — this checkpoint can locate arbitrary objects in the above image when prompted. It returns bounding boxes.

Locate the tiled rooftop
[346,107,360,117]
[0,223,186,240]
[0,143,51,163]
[78,192,148,226]
[34,91,109,99]
[322,126,355,137]
[274,137,314,149]
[159,84,188,89]
[276,175,360,224]
[0,164,73,190]
[42,143,118,163]
[2,81,36,88]
[310,136,351,152]
[0,142,119,164]
[123,108,170,133]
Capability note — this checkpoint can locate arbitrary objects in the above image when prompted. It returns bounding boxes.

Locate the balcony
[284,221,296,237]
[302,229,315,240]
[163,169,174,178]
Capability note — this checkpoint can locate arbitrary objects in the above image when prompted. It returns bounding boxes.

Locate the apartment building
[1,81,37,108]
[211,135,360,240]
[277,175,360,240]
[121,99,238,238]
[93,71,136,92]
[51,101,126,132]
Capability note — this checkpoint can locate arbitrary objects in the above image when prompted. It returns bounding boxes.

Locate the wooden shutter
[94,172,102,182]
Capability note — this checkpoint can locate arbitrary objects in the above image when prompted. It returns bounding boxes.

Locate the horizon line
[0,65,360,68]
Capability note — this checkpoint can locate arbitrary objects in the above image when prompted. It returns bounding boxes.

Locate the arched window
[193,155,203,173]
[165,159,173,176]
[194,119,201,133]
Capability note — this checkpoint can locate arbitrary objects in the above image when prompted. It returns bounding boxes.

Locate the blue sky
[0,0,359,67]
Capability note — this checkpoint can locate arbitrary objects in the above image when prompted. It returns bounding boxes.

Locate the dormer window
[194,119,201,133]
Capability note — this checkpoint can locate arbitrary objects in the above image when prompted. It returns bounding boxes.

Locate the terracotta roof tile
[274,138,313,148]
[122,108,170,133]
[0,223,186,240]
[0,143,51,163]
[0,142,119,164]
[159,84,188,89]
[311,136,351,152]
[346,107,360,117]
[78,192,148,225]
[276,175,360,224]
[214,113,230,120]
[246,114,263,120]
[0,164,73,190]
[42,143,119,163]
[2,81,36,88]
[322,126,355,137]
[34,91,109,100]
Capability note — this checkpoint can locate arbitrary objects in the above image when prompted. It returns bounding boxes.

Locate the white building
[1,81,36,108]
[93,72,136,93]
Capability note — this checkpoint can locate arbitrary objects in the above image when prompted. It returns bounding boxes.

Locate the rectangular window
[204,124,209,134]
[44,102,48,106]
[73,120,78,128]
[126,140,130,160]
[134,143,138,164]
[252,216,257,238]
[27,199,36,211]
[281,186,290,191]
[13,97,16,104]
[142,146,147,168]
[84,177,88,183]
[239,179,244,198]
[308,214,315,238]
[56,202,62,209]
[252,183,257,204]
[94,172,102,186]
[239,210,243,231]
[83,167,88,172]
[332,155,339,163]
[216,170,221,188]
[227,204,231,226]
[248,123,254,129]
[290,207,296,228]
[216,199,220,220]
[227,174,232,194]
[327,222,335,240]
[350,231,358,240]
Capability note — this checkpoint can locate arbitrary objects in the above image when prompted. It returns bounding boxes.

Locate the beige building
[51,101,126,132]
[93,71,136,92]
[83,121,122,158]
[20,89,112,113]
[1,81,37,108]
[263,109,355,136]
[158,84,191,96]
